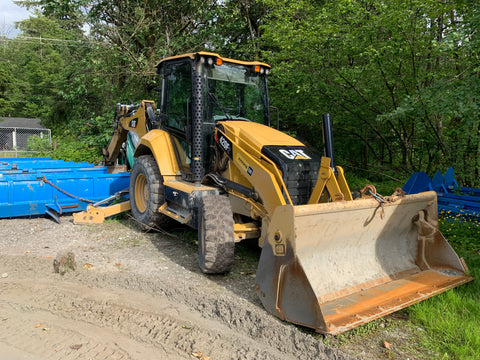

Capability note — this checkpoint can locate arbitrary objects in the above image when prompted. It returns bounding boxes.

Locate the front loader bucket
[256,191,473,335]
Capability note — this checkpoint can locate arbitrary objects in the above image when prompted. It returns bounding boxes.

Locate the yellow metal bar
[234,222,261,242]
[308,158,353,204]
[102,201,131,217]
[308,157,332,204]
[158,203,189,224]
[73,201,131,224]
[336,166,353,201]
[325,171,344,202]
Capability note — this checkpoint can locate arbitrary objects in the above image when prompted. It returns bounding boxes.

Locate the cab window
[164,62,192,132]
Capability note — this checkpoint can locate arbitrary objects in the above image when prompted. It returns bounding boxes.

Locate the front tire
[129,155,170,229]
[198,195,235,274]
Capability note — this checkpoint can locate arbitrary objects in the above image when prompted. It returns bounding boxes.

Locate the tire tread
[198,195,235,274]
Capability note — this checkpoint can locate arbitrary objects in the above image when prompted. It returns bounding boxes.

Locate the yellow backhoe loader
[100,52,472,335]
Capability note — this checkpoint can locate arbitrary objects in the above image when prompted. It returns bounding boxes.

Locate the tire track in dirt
[0,217,353,360]
[0,274,314,360]
[0,278,173,359]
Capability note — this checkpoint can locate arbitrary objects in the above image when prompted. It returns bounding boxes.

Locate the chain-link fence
[0,127,52,157]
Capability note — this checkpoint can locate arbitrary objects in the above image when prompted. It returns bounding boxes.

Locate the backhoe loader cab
[103,52,473,335]
[155,52,271,178]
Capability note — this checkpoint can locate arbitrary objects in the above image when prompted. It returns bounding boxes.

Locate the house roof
[0,117,47,129]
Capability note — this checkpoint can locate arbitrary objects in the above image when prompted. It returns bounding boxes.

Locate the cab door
[159,60,193,178]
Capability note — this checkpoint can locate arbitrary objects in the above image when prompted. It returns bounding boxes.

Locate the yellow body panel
[134,129,180,176]
[216,120,353,213]
[220,121,303,150]
[118,100,153,139]
[157,52,271,69]
[217,122,289,213]
[163,180,217,194]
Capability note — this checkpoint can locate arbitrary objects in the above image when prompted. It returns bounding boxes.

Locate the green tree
[4,15,72,119]
[261,0,477,181]
[214,0,269,59]
[15,0,89,32]
[6,0,273,162]
[85,0,221,96]
[379,0,480,184]
[0,61,17,116]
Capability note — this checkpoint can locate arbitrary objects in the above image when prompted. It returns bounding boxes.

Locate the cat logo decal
[279,149,311,160]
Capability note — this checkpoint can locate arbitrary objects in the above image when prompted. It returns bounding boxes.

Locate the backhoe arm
[102,100,156,165]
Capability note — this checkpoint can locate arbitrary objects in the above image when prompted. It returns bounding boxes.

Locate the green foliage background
[1,0,479,185]
[2,2,480,358]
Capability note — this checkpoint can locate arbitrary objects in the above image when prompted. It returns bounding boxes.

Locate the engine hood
[217,121,304,152]
[216,121,322,206]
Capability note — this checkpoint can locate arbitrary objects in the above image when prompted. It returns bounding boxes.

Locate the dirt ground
[0,215,357,360]
[1,215,434,360]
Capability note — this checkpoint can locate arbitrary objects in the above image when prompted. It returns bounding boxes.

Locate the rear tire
[198,195,235,274]
[129,155,170,230]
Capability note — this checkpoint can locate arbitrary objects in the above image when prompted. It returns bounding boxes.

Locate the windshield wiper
[208,92,232,120]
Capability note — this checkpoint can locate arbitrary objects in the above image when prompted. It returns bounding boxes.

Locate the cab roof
[156,52,271,69]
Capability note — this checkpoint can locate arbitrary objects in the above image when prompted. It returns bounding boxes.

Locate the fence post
[0,127,52,157]
[13,128,17,157]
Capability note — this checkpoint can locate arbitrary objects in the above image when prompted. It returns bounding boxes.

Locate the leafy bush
[26,135,52,155]
[50,135,102,164]
[345,173,406,196]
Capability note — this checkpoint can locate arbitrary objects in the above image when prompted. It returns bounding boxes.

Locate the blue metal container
[0,157,130,222]
[404,167,480,219]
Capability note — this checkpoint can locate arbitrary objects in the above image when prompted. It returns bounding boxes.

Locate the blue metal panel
[0,157,130,221]
[0,157,91,171]
[404,167,480,219]
[402,171,433,194]
[432,171,447,193]
[443,167,459,190]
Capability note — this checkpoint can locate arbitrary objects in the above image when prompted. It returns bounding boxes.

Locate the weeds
[406,213,480,360]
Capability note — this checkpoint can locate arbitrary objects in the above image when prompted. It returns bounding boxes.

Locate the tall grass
[408,212,480,359]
